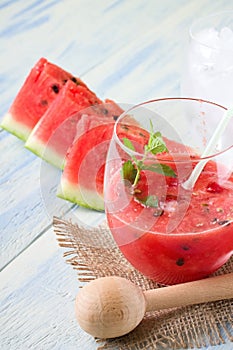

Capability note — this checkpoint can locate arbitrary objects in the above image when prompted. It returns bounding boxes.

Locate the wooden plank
[0,225,98,349]
[0,0,189,116]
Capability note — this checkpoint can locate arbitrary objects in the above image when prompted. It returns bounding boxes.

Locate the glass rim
[113,97,232,162]
[189,10,233,53]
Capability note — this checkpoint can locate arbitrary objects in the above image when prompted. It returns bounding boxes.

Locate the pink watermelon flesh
[58,121,149,211]
[1,57,87,141]
[25,93,123,169]
[74,100,124,139]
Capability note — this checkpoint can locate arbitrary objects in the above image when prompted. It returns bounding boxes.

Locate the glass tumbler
[104,98,233,285]
[181,11,233,108]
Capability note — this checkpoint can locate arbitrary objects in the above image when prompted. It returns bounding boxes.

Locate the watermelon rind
[25,101,124,170]
[25,135,65,169]
[1,112,31,141]
[57,180,104,211]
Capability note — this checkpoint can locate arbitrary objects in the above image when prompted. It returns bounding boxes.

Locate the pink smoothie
[106,157,233,285]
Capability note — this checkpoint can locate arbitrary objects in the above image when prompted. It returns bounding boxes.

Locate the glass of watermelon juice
[104,97,233,285]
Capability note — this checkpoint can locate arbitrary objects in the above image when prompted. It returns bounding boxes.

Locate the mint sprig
[144,120,168,155]
[122,121,176,190]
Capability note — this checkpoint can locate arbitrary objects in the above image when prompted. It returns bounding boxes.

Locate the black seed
[63,79,68,84]
[41,99,48,106]
[176,258,185,266]
[211,217,218,224]
[102,108,109,115]
[181,245,190,251]
[121,125,129,130]
[139,132,146,138]
[71,77,77,83]
[51,84,59,93]
[218,220,230,226]
[113,115,119,121]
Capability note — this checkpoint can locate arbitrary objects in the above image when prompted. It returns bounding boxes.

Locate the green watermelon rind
[1,113,31,141]
[25,136,65,169]
[57,180,104,212]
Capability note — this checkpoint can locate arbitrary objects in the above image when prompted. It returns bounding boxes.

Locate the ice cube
[191,28,219,63]
[219,27,233,50]
[192,26,233,71]
[196,28,219,49]
[215,26,233,71]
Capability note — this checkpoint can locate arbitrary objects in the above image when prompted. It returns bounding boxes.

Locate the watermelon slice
[58,121,149,211]
[1,57,87,141]
[25,79,103,169]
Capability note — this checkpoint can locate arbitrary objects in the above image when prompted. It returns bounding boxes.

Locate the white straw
[182,106,233,190]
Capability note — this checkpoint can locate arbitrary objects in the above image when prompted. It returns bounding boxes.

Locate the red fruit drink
[106,161,233,284]
[105,122,233,285]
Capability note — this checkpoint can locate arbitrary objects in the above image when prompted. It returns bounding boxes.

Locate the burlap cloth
[53,216,233,349]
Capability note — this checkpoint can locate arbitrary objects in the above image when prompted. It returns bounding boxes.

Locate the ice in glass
[181,11,233,108]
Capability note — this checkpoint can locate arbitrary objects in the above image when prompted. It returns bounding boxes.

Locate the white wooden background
[1,1,232,349]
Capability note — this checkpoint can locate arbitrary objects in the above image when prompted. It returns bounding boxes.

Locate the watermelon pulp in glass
[1,57,87,141]
[58,121,149,211]
[25,79,102,168]
[105,134,233,285]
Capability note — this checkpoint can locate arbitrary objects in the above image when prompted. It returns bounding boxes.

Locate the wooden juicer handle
[75,273,233,339]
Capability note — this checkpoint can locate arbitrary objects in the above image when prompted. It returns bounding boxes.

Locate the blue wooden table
[1,1,232,349]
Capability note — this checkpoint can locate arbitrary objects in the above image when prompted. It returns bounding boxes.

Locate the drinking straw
[182,106,233,190]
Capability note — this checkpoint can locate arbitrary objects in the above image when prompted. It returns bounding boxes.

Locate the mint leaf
[121,121,177,188]
[141,163,177,178]
[145,121,168,155]
[123,138,135,151]
[121,160,137,184]
[137,195,159,208]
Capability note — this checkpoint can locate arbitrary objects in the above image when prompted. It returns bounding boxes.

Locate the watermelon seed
[51,84,59,93]
[71,77,80,85]
[41,99,48,106]
[218,220,230,226]
[121,125,129,130]
[176,258,185,266]
[134,189,142,194]
[181,245,190,251]
[201,203,210,213]
[102,108,109,115]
